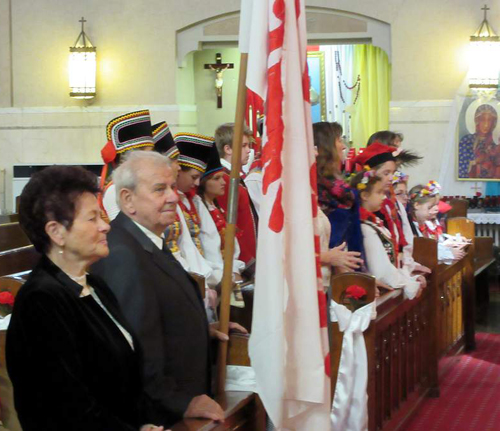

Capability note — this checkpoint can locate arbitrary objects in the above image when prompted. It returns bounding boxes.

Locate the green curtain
[351,45,391,149]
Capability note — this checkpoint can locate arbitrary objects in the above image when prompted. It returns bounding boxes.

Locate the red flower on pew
[0,291,14,317]
[0,291,14,307]
[345,285,367,301]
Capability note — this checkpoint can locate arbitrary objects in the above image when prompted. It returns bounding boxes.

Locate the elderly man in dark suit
[91,151,225,426]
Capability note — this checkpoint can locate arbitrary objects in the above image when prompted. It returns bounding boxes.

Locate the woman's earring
[58,248,64,255]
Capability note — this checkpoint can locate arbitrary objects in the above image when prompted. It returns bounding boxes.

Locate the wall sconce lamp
[469,5,500,91]
[69,17,96,99]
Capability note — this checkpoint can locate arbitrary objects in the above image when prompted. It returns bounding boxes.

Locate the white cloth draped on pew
[225,365,257,392]
[330,299,376,431]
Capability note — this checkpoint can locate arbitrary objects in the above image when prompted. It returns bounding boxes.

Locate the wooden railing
[330,217,484,431]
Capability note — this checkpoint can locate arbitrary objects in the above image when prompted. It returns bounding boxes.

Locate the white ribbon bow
[330,299,376,431]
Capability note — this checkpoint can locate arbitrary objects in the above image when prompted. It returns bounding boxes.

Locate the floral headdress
[410,180,441,199]
[356,167,376,191]
[392,170,409,185]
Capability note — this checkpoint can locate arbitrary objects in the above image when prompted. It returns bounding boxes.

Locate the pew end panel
[0,223,31,253]
[447,217,475,241]
[329,273,376,410]
[0,276,24,431]
[0,246,40,278]
[447,199,468,219]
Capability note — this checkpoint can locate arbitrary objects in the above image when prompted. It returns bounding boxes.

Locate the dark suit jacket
[6,255,145,431]
[91,212,211,426]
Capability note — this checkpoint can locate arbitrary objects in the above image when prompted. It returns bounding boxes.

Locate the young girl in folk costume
[193,143,245,285]
[173,133,220,287]
[353,142,425,273]
[313,122,364,287]
[393,171,409,209]
[351,170,425,299]
[408,182,466,261]
[99,110,155,221]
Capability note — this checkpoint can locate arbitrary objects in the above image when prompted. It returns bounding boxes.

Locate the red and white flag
[240,0,331,429]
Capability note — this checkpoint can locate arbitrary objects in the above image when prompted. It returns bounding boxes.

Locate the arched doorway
[176,7,391,147]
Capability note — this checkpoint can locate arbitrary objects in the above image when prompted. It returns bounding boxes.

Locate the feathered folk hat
[202,143,223,179]
[152,121,178,159]
[354,142,421,168]
[101,110,154,164]
[174,133,214,173]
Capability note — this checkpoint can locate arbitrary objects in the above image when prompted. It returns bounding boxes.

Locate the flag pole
[216,52,249,395]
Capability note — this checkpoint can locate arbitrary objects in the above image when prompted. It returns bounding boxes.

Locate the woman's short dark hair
[313,121,343,179]
[19,166,99,254]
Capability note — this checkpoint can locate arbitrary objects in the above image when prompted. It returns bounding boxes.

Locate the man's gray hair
[113,151,171,208]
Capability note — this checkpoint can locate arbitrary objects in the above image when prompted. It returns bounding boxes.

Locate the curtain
[321,45,355,138]
[351,45,391,149]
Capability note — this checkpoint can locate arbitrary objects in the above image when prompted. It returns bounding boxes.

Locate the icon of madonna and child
[458,100,500,180]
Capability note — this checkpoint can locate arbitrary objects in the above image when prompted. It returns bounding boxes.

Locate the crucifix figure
[471,182,483,196]
[204,53,234,109]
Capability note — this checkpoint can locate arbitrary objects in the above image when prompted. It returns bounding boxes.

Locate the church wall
[389,101,452,188]
[0,0,496,210]
[193,48,241,136]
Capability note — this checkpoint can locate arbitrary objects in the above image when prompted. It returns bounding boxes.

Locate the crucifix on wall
[204,53,234,109]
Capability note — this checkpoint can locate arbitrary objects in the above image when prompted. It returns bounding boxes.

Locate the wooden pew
[330,271,435,431]
[329,230,479,431]
[0,215,18,225]
[171,334,265,431]
[0,223,30,253]
[448,216,495,332]
[0,246,40,278]
[0,277,24,431]
[447,198,468,219]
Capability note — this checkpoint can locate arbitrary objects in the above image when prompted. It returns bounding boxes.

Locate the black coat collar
[112,212,205,314]
[38,254,93,297]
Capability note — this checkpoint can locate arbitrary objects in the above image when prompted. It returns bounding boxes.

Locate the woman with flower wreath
[313,122,364,288]
[351,170,425,300]
[194,143,245,287]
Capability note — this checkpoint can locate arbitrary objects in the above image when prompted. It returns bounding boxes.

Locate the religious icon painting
[306,50,327,123]
[457,96,500,181]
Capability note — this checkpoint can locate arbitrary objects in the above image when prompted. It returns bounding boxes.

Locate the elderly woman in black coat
[6,166,164,431]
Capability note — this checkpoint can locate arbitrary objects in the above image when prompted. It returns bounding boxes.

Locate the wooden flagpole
[216,52,249,395]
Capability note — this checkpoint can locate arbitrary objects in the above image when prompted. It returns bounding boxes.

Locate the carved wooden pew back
[0,223,30,253]
[330,271,433,431]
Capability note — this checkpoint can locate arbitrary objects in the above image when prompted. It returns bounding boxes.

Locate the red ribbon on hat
[101,140,117,164]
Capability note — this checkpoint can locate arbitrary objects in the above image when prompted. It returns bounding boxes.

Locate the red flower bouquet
[343,285,368,310]
[0,291,15,317]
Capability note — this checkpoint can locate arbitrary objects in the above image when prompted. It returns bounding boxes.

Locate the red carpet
[406,333,500,431]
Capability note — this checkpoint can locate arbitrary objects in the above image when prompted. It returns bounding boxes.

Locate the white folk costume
[245,165,263,216]
[409,181,455,262]
[318,208,332,289]
[173,133,221,288]
[98,110,155,221]
[391,171,421,272]
[360,207,420,300]
[193,144,245,284]
[412,220,455,262]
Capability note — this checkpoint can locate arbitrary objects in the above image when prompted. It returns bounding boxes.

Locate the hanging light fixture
[69,17,96,99]
[469,5,500,91]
